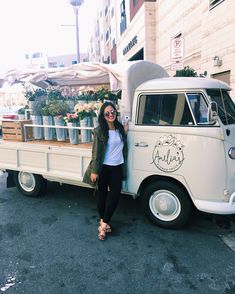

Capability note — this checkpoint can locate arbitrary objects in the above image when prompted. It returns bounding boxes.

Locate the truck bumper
[194,192,235,215]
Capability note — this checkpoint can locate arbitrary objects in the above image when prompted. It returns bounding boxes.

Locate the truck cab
[126,77,235,228]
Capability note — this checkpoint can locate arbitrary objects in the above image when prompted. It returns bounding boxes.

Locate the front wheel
[13,171,47,197]
[141,181,192,229]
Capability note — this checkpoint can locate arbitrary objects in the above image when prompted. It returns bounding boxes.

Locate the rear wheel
[141,181,192,229]
[13,171,47,197]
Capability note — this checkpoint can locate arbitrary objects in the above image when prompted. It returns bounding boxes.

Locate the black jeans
[97,164,123,223]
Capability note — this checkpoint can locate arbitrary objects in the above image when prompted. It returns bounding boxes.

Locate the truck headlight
[228,147,235,159]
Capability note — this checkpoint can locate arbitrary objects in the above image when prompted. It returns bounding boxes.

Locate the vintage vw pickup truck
[0,61,234,228]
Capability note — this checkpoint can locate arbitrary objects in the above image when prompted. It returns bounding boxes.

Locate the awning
[0,61,169,117]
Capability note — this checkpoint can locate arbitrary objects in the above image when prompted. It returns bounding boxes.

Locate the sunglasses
[104,110,117,117]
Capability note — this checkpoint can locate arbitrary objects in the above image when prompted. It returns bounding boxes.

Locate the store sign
[123,36,138,55]
[171,37,184,61]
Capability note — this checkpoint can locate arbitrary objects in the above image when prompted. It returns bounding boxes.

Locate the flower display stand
[80,117,91,143]
[93,117,99,128]
[54,116,66,141]
[42,116,54,140]
[67,122,79,144]
[31,115,43,139]
[2,120,33,141]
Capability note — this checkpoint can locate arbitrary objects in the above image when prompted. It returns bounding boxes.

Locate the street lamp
[68,0,84,64]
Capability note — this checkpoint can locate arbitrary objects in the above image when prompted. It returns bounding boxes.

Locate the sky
[0,0,99,72]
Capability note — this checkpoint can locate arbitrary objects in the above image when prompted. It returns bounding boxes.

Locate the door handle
[135,142,149,147]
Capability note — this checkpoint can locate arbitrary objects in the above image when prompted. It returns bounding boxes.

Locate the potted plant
[24,87,47,111]
[47,86,64,101]
[28,95,47,140]
[41,103,54,141]
[47,100,70,141]
[64,113,80,144]
[74,102,99,143]
[18,105,29,120]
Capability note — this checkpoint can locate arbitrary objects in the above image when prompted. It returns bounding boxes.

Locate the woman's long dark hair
[98,101,125,141]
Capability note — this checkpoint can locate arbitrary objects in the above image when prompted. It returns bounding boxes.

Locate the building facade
[88,0,235,97]
[25,53,88,69]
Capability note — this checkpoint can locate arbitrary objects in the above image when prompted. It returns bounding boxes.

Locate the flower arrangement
[41,103,51,116]
[74,101,102,120]
[41,100,70,117]
[31,96,47,115]
[47,86,64,101]
[64,113,79,124]
[95,86,121,103]
[24,85,47,102]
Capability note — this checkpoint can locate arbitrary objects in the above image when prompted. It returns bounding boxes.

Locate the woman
[83,101,128,240]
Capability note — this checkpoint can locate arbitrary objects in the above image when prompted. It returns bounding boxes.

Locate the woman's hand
[124,120,129,134]
[90,173,99,183]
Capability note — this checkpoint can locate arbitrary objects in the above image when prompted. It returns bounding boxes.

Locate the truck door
[130,92,195,173]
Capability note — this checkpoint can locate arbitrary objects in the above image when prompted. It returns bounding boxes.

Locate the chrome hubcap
[149,189,181,221]
[18,172,36,192]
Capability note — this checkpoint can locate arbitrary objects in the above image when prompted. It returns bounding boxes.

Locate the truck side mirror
[207,101,218,123]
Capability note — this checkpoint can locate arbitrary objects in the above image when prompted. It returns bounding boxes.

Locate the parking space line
[220,233,235,253]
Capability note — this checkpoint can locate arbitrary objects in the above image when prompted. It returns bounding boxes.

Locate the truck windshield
[206,89,235,125]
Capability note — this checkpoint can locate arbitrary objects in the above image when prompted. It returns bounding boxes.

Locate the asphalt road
[0,171,235,294]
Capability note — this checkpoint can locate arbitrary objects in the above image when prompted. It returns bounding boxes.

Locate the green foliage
[174,66,198,77]
[74,87,121,104]
[47,87,64,101]
[78,110,96,120]
[41,103,51,116]
[31,96,47,115]
[42,101,70,117]
[18,105,29,114]
[24,87,47,102]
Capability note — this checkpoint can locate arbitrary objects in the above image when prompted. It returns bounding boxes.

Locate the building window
[120,0,126,35]
[111,7,114,17]
[105,5,108,16]
[105,30,109,41]
[32,52,42,59]
[133,0,139,5]
[209,0,225,10]
[48,62,58,68]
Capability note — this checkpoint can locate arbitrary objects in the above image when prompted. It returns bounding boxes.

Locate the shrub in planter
[47,86,64,101]
[41,103,54,141]
[46,100,70,117]
[45,101,70,141]
[18,105,29,120]
[24,87,47,102]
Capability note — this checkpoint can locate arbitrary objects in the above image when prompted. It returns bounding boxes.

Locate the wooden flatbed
[0,139,93,187]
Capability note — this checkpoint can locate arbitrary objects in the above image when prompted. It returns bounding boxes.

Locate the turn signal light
[228,147,235,159]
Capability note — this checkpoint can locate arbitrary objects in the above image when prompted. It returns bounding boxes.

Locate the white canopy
[0,61,169,117]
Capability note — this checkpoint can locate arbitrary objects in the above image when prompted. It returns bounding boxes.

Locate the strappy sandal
[98,223,107,241]
[99,219,112,233]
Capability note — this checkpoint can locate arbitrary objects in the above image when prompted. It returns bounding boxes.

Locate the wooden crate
[2,120,33,141]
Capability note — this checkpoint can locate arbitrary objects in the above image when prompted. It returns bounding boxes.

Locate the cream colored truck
[1,61,235,229]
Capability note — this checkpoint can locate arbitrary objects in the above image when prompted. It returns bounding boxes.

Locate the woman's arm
[90,129,103,182]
